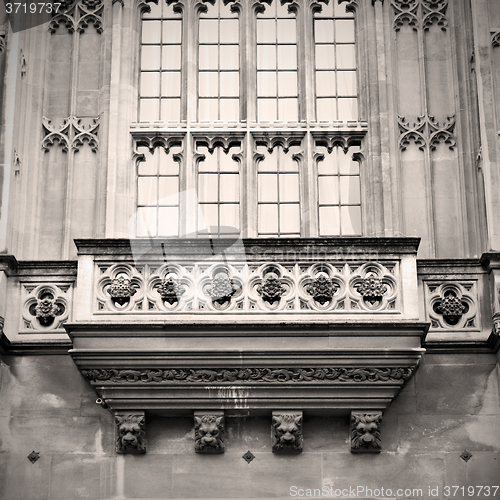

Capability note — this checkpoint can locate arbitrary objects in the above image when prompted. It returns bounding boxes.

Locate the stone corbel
[350,411,382,453]
[272,411,303,453]
[194,411,225,454]
[115,412,146,454]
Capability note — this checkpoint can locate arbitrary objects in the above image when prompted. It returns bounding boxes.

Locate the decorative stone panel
[424,282,478,330]
[349,263,398,311]
[115,412,146,454]
[350,412,382,453]
[96,264,145,312]
[21,284,72,332]
[91,258,402,315]
[272,411,303,454]
[418,260,491,346]
[194,411,225,454]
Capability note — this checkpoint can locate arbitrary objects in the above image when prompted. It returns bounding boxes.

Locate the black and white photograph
[0,0,499,498]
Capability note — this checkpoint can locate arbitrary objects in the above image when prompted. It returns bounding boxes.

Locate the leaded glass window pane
[139,3,182,122]
[198,0,240,121]
[314,4,357,121]
[316,144,361,236]
[256,1,298,122]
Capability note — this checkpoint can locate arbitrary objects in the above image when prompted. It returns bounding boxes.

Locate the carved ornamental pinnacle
[107,276,136,306]
[257,273,286,305]
[194,411,225,454]
[157,277,185,305]
[272,411,303,453]
[350,412,382,453]
[306,275,338,305]
[115,413,146,454]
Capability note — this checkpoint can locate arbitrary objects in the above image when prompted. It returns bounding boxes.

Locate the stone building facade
[0,0,499,499]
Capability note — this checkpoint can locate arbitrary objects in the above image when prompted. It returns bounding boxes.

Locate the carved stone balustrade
[71,237,420,320]
[67,238,427,413]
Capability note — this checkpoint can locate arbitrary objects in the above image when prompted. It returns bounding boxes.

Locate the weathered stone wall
[0,353,498,500]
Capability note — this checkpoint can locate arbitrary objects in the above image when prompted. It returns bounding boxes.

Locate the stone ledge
[68,320,426,412]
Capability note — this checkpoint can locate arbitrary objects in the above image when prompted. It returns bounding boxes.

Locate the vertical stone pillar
[350,411,382,453]
[115,411,146,454]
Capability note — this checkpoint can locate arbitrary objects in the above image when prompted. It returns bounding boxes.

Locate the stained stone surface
[0,353,498,499]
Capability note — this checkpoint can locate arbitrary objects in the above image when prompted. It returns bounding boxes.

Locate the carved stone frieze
[424,281,478,330]
[93,260,401,313]
[392,0,448,31]
[115,413,146,454]
[42,116,99,153]
[194,411,225,454]
[82,367,415,384]
[351,412,382,453]
[22,284,70,331]
[398,114,456,152]
[272,411,303,453]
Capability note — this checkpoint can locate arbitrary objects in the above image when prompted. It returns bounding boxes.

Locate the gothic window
[196,141,241,235]
[257,142,301,236]
[314,2,357,121]
[198,1,240,121]
[135,0,364,238]
[316,144,361,235]
[136,143,182,237]
[139,2,182,122]
[256,1,298,122]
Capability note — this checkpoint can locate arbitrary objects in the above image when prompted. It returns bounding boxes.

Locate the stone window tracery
[134,0,364,238]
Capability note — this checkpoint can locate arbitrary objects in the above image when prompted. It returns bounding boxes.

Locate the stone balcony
[62,237,427,413]
[71,236,421,322]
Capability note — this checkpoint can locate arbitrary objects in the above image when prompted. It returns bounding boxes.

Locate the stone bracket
[194,411,225,454]
[350,411,382,453]
[115,411,146,454]
[272,410,303,453]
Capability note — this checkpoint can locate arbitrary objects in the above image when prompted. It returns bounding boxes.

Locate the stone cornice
[65,320,430,337]
[74,237,421,258]
[0,255,18,275]
[17,260,78,277]
[69,319,426,411]
[480,252,500,271]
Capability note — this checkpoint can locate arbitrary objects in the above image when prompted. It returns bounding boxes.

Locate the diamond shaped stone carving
[242,450,255,463]
[27,451,40,463]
